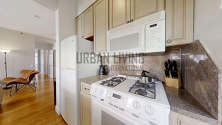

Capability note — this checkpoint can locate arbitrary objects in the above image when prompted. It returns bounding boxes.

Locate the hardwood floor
[0,76,67,125]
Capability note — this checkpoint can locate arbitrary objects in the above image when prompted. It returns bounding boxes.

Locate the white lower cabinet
[170,112,211,125]
[80,82,92,125]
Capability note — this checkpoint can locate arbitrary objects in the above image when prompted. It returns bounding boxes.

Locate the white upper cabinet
[82,6,94,38]
[94,0,108,52]
[76,0,195,52]
[165,0,194,46]
[76,14,83,37]
[109,0,131,29]
[76,6,94,39]
[109,0,165,29]
[131,0,165,21]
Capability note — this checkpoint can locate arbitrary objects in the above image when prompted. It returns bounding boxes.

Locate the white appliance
[90,75,170,125]
[60,36,100,125]
[107,11,165,54]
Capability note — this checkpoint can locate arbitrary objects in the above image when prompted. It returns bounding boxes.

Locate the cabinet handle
[84,88,90,91]
[167,39,173,43]
[167,38,181,44]
[127,19,133,23]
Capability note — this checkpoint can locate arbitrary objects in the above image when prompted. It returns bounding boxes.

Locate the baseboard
[55,105,60,115]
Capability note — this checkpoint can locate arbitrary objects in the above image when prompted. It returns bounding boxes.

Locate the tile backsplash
[182,41,219,119]
[102,48,182,82]
[102,41,219,119]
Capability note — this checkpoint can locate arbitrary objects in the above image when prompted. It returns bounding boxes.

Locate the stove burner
[135,89,147,96]
[129,80,156,99]
[100,77,126,87]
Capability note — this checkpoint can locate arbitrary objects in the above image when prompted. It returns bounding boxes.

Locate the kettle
[99,65,109,75]
[140,70,157,83]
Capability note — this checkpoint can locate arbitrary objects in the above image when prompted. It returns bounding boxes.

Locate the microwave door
[109,33,140,52]
[107,23,144,54]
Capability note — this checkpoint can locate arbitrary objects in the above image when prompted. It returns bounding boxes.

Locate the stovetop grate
[100,77,126,87]
[129,80,156,99]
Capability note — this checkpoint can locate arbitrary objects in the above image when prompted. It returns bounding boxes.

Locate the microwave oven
[107,11,165,55]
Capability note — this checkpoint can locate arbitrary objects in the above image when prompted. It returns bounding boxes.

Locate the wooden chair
[2,70,39,96]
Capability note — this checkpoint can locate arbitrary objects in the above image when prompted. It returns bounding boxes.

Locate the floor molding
[55,105,61,115]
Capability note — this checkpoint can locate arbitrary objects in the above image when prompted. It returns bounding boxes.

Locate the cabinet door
[170,111,180,125]
[94,0,108,52]
[76,15,83,37]
[170,111,211,125]
[166,0,194,46]
[131,0,165,21]
[80,92,91,125]
[179,115,211,125]
[109,0,131,29]
[83,6,94,38]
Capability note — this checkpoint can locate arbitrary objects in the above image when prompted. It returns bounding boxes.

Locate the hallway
[0,76,66,125]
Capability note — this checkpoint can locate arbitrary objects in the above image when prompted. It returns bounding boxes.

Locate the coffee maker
[98,65,109,75]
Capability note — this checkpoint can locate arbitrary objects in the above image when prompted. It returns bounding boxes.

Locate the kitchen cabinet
[109,0,165,29]
[109,0,131,29]
[94,0,108,52]
[131,0,165,21]
[166,0,194,46]
[170,111,210,125]
[76,15,83,37]
[82,6,94,38]
[76,0,194,52]
[76,7,94,38]
[80,82,91,125]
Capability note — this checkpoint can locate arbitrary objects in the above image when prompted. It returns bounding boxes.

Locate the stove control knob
[145,105,153,115]
[133,101,141,109]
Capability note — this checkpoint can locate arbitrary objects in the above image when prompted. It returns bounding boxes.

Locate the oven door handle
[91,100,147,125]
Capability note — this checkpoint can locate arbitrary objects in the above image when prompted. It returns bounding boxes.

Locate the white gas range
[90,75,170,125]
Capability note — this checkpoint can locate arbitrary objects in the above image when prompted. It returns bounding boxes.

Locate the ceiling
[34,0,58,11]
[0,0,56,40]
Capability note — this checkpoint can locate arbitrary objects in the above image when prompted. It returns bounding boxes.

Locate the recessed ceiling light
[34,14,41,19]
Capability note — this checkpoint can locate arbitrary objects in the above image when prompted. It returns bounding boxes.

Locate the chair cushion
[2,77,28,85]
[2,70,39,86]
[3,77,16,84]
[13,78,29,84]
[21,70,33,79]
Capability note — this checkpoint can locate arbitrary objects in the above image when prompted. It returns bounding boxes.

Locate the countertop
[165,86,218,125]
[80,75,111,85]
[80,75,218,125]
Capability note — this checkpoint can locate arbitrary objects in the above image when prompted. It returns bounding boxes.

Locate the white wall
[35,40,54,50]
[76,0,96,16]
[194,0,222,70]
[57,0,76,41]
[34,0,58,11]
[0,27,35,80]
[0,27,55,80]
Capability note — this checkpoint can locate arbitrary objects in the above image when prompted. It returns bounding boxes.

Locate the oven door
[91,99,137,125]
